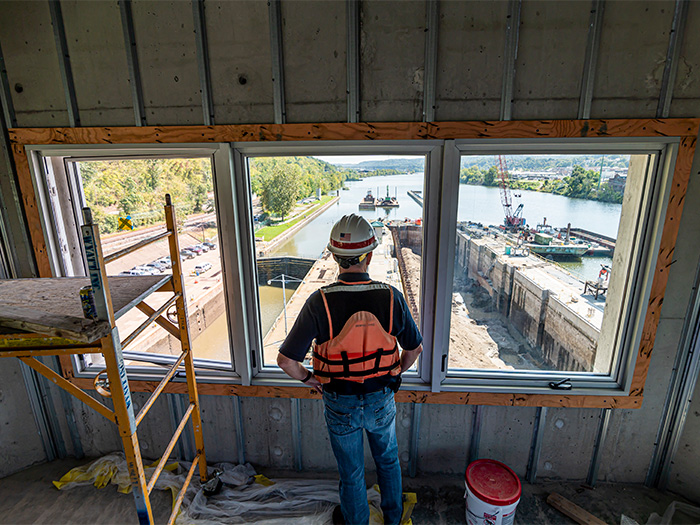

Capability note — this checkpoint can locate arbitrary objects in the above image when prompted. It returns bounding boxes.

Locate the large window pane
[247,155,425,368]
[449,153,644,374]
[75,158,232,368]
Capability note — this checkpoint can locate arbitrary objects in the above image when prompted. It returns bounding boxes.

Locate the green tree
[564,165,598,199]
[483,166,498,187]
[597,182,624,204]
[260,164,301,219]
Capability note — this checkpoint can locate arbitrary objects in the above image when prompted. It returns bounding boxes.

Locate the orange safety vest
[312,281,401,384]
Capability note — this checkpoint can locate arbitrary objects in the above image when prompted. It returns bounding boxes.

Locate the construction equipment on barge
[496,155,526,231]
[376,185,400,208]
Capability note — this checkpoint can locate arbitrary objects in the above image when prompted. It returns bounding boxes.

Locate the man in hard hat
[277,214,423,525]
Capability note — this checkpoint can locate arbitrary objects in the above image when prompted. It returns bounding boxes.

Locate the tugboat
[359,190,377,209]
[376,186,400,208]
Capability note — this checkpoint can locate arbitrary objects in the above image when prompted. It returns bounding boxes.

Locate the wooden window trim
[9,119,699,408]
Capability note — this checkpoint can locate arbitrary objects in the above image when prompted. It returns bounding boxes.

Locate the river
[256,172,621,336]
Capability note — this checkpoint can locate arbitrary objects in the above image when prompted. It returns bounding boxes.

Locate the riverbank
[255,195,336,241]
[257,196,339,256]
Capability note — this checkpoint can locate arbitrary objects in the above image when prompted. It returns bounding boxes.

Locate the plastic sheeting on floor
[53,454,416,524]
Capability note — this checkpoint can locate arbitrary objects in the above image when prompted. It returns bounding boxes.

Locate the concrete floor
[0,459,693,524]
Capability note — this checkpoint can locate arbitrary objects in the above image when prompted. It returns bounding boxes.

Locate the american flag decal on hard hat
[339,232,351,240]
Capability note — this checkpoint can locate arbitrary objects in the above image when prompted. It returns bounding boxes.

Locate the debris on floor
[53,454,417,524]
[646,500,700,525]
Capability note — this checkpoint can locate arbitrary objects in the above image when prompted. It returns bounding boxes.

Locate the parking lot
[101,231,229,363]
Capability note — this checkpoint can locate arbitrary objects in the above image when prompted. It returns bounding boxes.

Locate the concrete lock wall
[256,257,316,285]
[0,0,700,495]
[457,233,598,371]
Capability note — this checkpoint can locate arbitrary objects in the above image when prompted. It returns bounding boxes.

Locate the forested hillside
[460,164,624,203]
[460,154,629,170]
[248,156,353,218]
[330,155,629,172]
[248,156,350,198]
[80,158,213,233]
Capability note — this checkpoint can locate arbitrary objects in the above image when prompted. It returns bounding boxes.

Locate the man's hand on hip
[277,352,323,394]
[304,375,323,394]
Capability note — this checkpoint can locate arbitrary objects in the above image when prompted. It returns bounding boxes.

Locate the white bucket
[464,459,521,525]
[465,481,520,525]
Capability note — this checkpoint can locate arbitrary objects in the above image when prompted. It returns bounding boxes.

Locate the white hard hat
[327,214,378,257]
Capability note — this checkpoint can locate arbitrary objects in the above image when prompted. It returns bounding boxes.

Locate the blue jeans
[323,388,403,525]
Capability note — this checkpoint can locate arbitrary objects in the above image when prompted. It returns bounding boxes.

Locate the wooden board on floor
[547,492,607,525]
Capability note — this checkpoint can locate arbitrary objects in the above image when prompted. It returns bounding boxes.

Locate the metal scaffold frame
[0,194,207,525]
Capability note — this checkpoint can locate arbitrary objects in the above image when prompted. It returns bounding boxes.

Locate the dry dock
[455,228,605,372]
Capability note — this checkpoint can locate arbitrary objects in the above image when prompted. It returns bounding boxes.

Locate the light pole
[267,273,304,335]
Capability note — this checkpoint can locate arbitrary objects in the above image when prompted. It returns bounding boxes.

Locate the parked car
[196,243,210,253]
[188,245,204,256]
[193,262,212,274]
[133,266,160,275]
[157,257,172,269]
[180,249,195,260]
[203,241,217,250]
[145,262,165,272]
[120,269,147,276]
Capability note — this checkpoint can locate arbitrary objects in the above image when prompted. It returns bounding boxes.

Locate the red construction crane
[496,155,525,230]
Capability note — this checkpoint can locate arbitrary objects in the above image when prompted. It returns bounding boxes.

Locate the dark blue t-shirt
[279,272,422,394]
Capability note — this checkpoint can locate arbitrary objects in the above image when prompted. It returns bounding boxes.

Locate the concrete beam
[434,1,506,120]
[423,0,439,122]
[0,40,16,127]
[346,0,359,123]
[360,0,426,121]
[590,1,674,117]
[130,0,201,125]
[280,1,345,123]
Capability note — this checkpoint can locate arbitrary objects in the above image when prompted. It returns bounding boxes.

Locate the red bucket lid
[465,459,522,506]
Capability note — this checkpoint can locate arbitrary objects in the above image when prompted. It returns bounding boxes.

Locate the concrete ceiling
[0,0,697,129]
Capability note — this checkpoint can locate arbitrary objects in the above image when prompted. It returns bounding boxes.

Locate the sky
[313,155,422,165]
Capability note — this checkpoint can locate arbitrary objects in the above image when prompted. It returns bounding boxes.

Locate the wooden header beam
[8,118,700,408]
[69,376,642,409]
[8,119,700,146]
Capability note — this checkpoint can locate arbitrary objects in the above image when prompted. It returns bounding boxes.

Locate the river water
[256,172,621,336]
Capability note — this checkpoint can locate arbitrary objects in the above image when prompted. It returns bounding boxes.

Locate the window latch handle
[549,378,572,390]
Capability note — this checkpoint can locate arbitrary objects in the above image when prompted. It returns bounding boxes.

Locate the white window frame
[433,138,678,395]
[229,141,443,388]
[23,136,679,397]
[25,143,241,383]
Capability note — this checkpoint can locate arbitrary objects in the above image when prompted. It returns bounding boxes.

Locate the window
[229,143,441,384]
[430,140,677,394]
[28,145,236,379]
[449,152,636,375]
[16,119,691,405]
